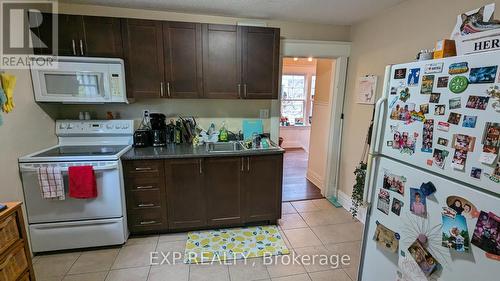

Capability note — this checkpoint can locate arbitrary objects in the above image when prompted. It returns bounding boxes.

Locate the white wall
[307,59,335,192]
[339,0,500,196]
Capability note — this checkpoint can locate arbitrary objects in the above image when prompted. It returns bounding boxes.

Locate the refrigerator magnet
[471,167,483,180]
[447,112,462,125]
[452,134,476,152]
[407,68,421,86]
[437,121,450,132]
[420,75,435,95]
[420,181,436,197]
[390,101,415,122]
[448,62,469,75]
[421,119,434,153]
[471,211,500,261]
[407,239,440,276]
[399,87,411,101]
[429,92,441,103]
[449,76,469,93]
[437,76,449,88]
[465,95,489,110]
[437,137,449,146]
[373,223,399,253]
[462,115,478,128]
[434,104,446,116]
[432,148,449,169]
[387,141,393,147]
[486,85,500,112]
[449,97,462,109]
[469,66,498,84]
[377,189,391,215]
[419,103,429,114]
[441,213,470,252]
[394,68,407,79]
[451,149,468,170]
[425,62,444,74]
[391,198,404,216]
[382,170,406,195]
[410,188,427,217]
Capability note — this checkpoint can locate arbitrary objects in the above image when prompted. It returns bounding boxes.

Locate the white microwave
[31,57,128,104]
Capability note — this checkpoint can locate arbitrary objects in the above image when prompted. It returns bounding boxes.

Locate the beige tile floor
[32,199,363,281]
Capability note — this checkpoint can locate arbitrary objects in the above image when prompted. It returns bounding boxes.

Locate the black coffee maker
[149,113,167,146]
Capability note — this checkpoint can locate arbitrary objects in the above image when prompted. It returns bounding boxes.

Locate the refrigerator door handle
[363,155,379,204]
[369,65,392,156]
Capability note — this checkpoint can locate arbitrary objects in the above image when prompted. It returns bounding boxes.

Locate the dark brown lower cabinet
[204,157,243,227]
[243,155,283,222]
[164,158,206,230]
[124,154,283,234]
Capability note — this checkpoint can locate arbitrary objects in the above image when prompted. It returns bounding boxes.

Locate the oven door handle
[19,163,119,173]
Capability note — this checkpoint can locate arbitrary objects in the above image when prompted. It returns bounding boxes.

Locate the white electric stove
[18,120,134,253]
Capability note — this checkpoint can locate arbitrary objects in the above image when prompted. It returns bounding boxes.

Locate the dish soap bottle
[219,121,228,142]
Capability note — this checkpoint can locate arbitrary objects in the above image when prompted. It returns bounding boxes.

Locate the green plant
[350,162,367,218]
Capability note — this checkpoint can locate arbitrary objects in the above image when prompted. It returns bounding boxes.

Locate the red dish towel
[68,166,98,199]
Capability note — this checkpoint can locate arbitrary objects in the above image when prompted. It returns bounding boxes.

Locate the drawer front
[128,210,166,233]
[124,176,163,191]
[126,190,162,211]
[0,214,20,254]
[0,243,28,281]
[124,160,164,177]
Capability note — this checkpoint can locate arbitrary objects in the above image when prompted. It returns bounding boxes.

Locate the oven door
[19,161,124,224]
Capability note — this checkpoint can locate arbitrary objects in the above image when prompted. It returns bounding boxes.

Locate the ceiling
[61,0,406,25]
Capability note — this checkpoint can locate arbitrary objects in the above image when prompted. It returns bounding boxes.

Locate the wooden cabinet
[164,159,206,230]
[31,14,122,57]
[123,160,168,233]
[204,157,243,226]
[81,16,123,57]
[243,155,283,222]
[241,27,280,99]
[0,202,35,281]
[163,22,203,98]
[202,24,242,99]
[122,19,164,98]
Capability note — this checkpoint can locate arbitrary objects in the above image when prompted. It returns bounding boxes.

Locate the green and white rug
[184,225,290,263]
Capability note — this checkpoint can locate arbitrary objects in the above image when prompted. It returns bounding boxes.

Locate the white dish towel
[37,166,65,200]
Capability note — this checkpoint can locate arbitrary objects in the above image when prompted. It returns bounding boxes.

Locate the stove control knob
[115,124,121,129]
[67,124,74,129]
[122,124,129,129]
[59,123,66,129]
[106,124,113,129]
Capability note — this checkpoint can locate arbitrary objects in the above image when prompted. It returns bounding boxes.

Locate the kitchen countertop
[121,143,285,160]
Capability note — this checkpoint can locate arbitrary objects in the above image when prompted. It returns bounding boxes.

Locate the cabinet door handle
[139,220,157,225]
[247,157,250,171]
[160,82,164,97]
[241,158,244,172]
[199,159,203,174]
[237,84,241,98]
[79,39,84,56]
[136,185,154,190]
[135,167,152,171]
[243,84,248,98]
[72,40,76,55]
[167,82,171,97]
[138,203,155,207]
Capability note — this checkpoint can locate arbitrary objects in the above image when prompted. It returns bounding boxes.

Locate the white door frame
[272,39,351,200]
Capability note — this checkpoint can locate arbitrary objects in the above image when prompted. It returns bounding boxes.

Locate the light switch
[259,109,269,119]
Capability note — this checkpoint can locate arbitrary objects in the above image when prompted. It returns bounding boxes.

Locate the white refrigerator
[359,51,500,281]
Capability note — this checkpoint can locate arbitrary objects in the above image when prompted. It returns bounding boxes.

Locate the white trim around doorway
[273,39,351,204]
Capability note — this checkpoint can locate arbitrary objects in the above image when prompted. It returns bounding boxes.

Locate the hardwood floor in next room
[283,149,323,202]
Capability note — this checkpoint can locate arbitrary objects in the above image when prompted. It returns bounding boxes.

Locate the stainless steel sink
[206,142,246,153]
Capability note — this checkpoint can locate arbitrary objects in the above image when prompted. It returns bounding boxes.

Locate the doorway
[279,57,337,202]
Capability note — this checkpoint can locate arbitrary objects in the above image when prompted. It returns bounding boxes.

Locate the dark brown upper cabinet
[204,157,243,227]
[122,19,164,98]
[202,24,242,99]
[31,14,122,57]
[241,27,280,99]
[163,22,203,98]
[81,16,123,57]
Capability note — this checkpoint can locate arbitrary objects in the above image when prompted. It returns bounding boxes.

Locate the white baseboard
[336,190,367,224]
[306,170,324,191]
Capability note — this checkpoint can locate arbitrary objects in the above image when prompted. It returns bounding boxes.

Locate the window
[281,75,306,125]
